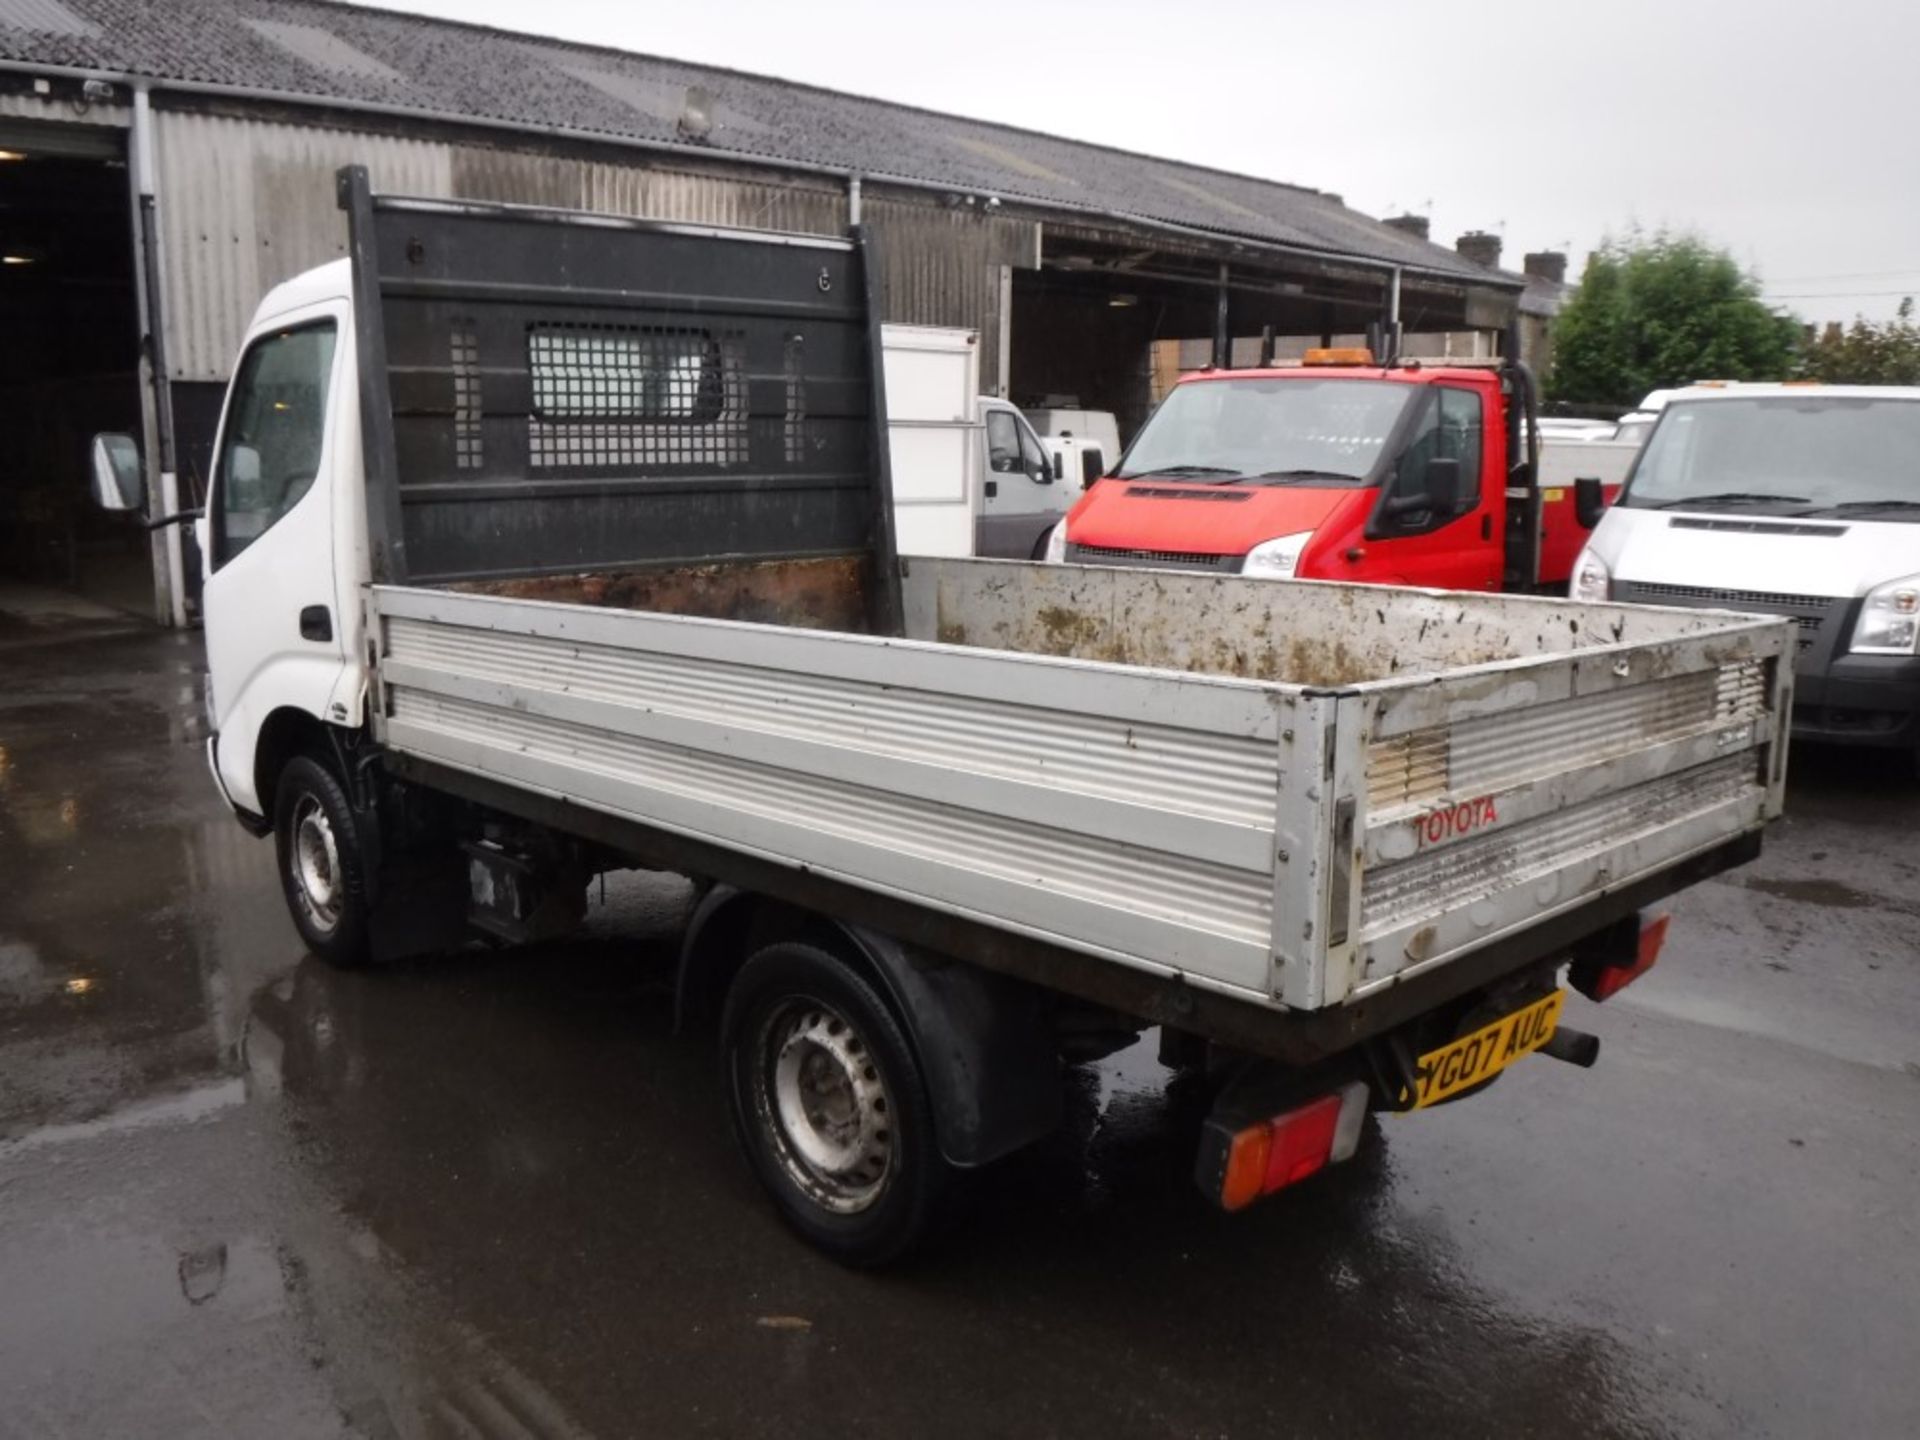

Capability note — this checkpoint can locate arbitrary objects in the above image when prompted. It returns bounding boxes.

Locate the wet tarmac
[2,605,1917,1439]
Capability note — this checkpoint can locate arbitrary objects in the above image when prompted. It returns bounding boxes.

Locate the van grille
[1618,581,1830,625]
[1122,486,1254,502]
[1065,543,1239,572]
[1614,581,1834,648]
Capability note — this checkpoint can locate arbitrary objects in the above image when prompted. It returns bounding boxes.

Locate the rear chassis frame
[386,748,1755,1067]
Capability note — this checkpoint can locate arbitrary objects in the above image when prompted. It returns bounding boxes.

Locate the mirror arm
[145,507,205,532]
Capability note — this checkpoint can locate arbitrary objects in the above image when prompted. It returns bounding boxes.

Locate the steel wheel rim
[752,998,893,1214]
[290,795,343,933]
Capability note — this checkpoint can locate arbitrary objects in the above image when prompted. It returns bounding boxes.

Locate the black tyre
[273,754,372,969]
[721,942,946,1266]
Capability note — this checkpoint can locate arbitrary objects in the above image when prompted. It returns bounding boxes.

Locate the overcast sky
[365,0,1920,323]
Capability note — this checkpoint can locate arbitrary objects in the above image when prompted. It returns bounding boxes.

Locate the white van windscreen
[1625,396,1920,518]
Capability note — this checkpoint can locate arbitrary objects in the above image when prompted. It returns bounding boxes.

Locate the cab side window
[985,410,1022,474]
[213,322,338,568]
[1382,385,1483,531]
[1436,387,1484,511]
[1017,418,1050,480]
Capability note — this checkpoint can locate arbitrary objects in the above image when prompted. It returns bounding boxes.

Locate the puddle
[1742,876,1881,909]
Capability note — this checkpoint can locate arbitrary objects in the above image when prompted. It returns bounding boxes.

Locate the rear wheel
[721,942,946,1266]
[273,754,371,969]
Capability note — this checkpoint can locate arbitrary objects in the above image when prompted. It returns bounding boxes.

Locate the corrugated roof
[0,0,1508,285]
[0,0,94,39]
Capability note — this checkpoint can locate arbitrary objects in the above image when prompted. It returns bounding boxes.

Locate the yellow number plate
[1413,990,1565,1109]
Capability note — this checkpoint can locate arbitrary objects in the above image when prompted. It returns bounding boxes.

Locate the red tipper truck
[1045,349,1609,592]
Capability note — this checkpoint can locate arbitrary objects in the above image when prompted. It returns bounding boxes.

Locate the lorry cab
[1059,349,1566,591]
[977,395,1070,558]
[1049,351,1564,591]
[1571,383,1920,761]
[195,260,366,817]
[1025,407,1120,502]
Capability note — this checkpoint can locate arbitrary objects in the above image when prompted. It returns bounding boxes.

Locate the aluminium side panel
[1339,615,1792,1005]
[368,585,1288,1005]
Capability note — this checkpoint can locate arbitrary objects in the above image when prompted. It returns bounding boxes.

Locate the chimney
[1382,214,1430,241]
[1523,250,1567,285]
[1455,231,1502,269]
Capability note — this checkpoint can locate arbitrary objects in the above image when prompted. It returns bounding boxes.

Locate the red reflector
[1638,911,1671,967]
[1585,911,1670,1001]
[1262,1094,1343,1192]
[1198,1085,1371,1211]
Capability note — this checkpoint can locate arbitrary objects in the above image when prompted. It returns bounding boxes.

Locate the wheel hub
[759,1002,893,1213]
[291,797,342,933]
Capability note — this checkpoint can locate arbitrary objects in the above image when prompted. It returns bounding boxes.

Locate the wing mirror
[89,433,144,513]
[1575,475,1608,529]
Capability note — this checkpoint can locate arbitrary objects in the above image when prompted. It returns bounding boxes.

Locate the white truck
[881,324,1070,561]
[93,172,1793,1264]
[1572,382,1920,771]
[1025,405,1121,501]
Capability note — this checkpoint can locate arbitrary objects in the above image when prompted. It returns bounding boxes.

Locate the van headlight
[1042,521,1069,563]
[1242,531,1314,579]
[1850,573,1920,655]
[1569,548,1611,602]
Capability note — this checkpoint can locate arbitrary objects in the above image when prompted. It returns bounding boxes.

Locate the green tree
[1546,232,1800,406]
[1801,299,1920,384]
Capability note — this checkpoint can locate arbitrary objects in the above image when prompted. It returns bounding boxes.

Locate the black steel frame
[336,166,901,628]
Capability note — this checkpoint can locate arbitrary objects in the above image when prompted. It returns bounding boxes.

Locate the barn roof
[0,0,1515,287]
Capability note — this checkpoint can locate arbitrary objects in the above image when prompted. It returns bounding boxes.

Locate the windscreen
[1118,378,1416,484]
[1624,395,1920,517]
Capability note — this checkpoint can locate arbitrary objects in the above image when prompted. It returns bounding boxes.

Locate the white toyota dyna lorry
[92,171,1793,1263]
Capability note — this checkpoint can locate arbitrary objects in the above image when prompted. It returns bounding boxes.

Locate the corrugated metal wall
[0,91,125,128]
[150,108,1027,385]
[154,110,452,379]
[861,196,1037,396]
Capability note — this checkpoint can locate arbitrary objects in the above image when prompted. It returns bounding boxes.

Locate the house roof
[0,0,1512,287]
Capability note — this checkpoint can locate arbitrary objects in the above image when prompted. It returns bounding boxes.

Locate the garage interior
[0,119,147,616]
[1008,224,1497,446]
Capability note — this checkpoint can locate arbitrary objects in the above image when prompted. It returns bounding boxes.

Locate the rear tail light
[1199,1081,1370,1211]
[1571,910,1670,1002]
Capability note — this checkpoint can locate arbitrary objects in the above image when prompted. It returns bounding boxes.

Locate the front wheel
[721,942,946,1266]
[273,754,372,969]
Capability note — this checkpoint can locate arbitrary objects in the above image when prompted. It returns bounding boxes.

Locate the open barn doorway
[0,120,148,618]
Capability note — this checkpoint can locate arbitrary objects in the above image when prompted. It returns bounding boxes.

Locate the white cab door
[201,305,349,814]
[977,401,1067,557]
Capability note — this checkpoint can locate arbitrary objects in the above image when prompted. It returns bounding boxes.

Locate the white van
[1571,384,1920,764]
[1023,406,1122,463]
[881,325,1070,559]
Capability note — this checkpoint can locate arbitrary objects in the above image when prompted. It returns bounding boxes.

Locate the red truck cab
[1052,351,1593,591]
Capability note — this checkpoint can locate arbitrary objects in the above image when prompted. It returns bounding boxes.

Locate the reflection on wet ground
[2,608,1917,1438]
